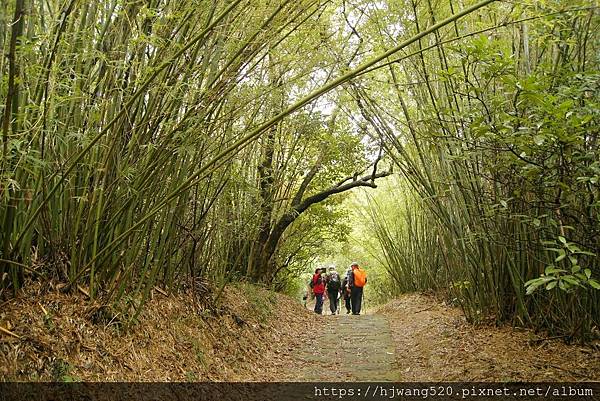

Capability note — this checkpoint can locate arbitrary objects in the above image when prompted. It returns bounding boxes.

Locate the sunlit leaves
[525,237,599,295]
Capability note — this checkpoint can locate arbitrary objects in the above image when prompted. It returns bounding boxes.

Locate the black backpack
[328,272,341,292]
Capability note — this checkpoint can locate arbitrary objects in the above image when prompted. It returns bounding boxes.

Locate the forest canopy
[1,0,598,339]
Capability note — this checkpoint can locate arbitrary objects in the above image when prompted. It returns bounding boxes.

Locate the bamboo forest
[1,0,600,392]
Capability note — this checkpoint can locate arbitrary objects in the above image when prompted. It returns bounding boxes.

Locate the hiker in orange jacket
[348,262,367,315]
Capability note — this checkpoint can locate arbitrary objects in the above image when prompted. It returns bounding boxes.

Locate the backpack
[328,272,341,292]
[353,268,367,288]
[310,274,322,288]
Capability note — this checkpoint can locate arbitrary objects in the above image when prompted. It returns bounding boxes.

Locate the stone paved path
[291,313,400,381]
[269,295,600,383]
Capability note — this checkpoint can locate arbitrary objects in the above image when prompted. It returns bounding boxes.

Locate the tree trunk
[248,122,276,281]
[251,168,392,283]
[1,0,25,291]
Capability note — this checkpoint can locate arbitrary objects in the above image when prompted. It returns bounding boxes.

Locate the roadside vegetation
[1,0,598,342]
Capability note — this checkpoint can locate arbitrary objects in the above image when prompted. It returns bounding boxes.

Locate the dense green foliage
[2,0,598,340]
[0,0,379,307]
[350,0,600,339]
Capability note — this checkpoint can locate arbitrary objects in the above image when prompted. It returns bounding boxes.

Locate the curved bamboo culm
[1,0,597,342]
[77,0,499,275]
[354,1,600,340]
[0,0,496,305]
[13,0,246,249]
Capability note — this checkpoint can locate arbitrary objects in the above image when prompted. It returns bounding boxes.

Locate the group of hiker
[307,262,367,315]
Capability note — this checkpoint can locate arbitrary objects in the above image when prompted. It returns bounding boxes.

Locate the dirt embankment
[266,293,600,382]
[0,281,317,381]
[378,294,600,381]
[3,287,599,382]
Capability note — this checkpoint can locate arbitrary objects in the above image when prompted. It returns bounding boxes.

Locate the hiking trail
[291,314,399,381]
[269,294,600,382]
[3,287,600,382]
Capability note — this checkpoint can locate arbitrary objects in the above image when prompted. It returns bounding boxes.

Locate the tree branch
[292,155,322,206]
[257,165,392,282]
[333,155,384,188]
[292,170,391,215]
